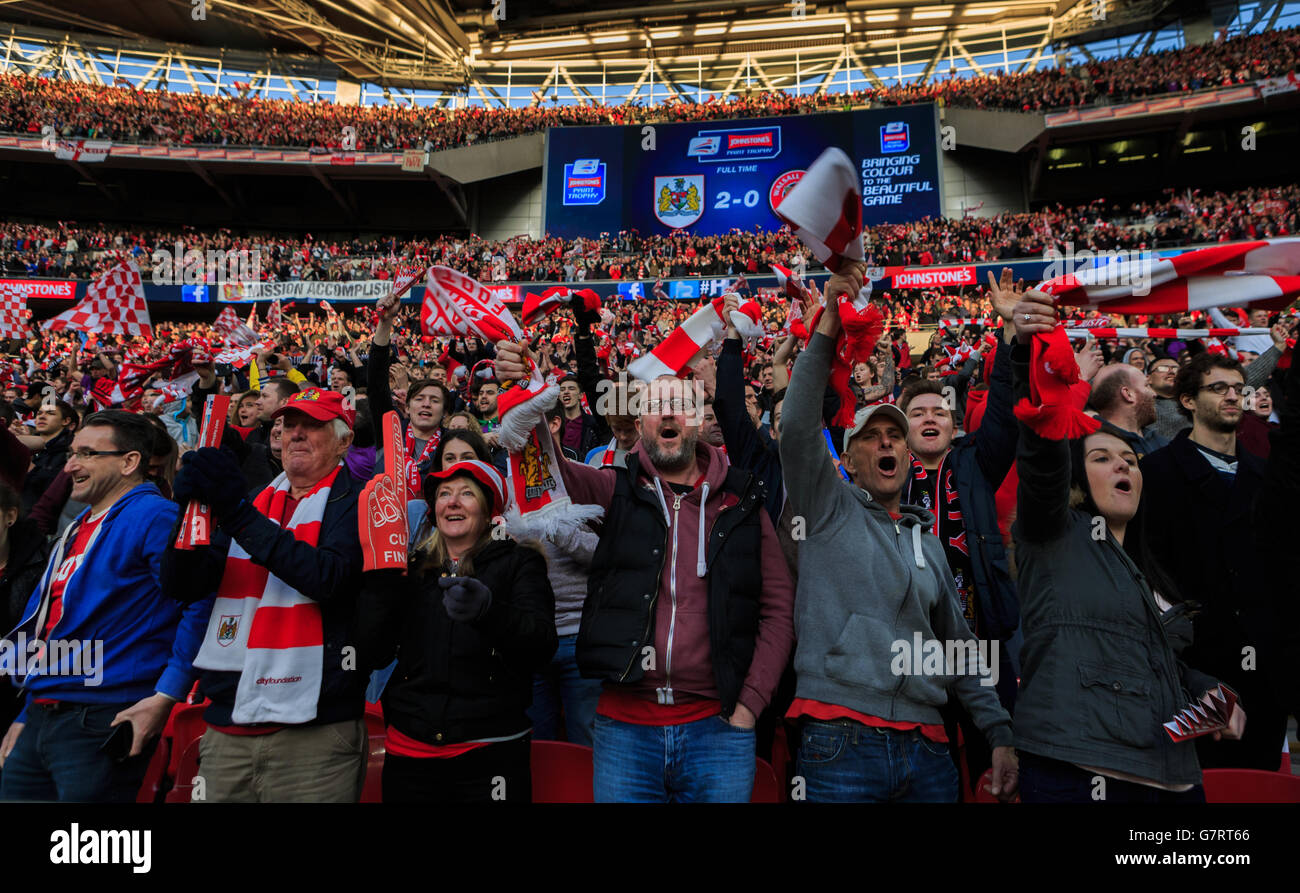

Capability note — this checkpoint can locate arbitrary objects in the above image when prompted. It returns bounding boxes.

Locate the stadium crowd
[1,27,1296,152]
[3,182,1296,285]
[0,247,1294,803]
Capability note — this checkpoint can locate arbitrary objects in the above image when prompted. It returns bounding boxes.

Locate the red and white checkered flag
[246,303,259,330]
[267,298,283,329]
[1040,239,1300,313]
[42,259,152,337]
[421,266,522,343]
[0,281,30,340]
[212,306,259,347]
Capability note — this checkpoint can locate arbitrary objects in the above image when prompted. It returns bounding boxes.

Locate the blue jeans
[796,719,959,803]
[592,712,755,802]
[529,634,602,747]
[1,701,157,802]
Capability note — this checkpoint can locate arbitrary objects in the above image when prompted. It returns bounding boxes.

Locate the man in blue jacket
[0,410,209,802]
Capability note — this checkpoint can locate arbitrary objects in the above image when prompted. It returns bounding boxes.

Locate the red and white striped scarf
[193,465,341,725]
[404,425,441,500]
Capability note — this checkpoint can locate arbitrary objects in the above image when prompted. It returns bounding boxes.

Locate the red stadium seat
[1202,769,1300,803]
[973,768,1010,803]
[530,740,594,803]
[360,733,386,804]
[136,736,171,803]
[770,723,792,796]
[165,738,203,803]
[166,702,209,782]
[751,757,780,803]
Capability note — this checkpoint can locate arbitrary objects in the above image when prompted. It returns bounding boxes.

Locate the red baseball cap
[424,460,505,516]
[272,386,356,430]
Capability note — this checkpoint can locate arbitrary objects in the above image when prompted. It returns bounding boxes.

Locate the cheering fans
[779,261,1017,803]
[496,340,794,803]
[1010,291,1243,802]
[16,400,76,516]
[367,295,450,498]
[357,460,556,803]
[895,270,1023,792]
[160,388,367,802]
[0,411,206,802]
[2,27,1296,153]
[1087,362,1169,458]
[1140,353,1290,770]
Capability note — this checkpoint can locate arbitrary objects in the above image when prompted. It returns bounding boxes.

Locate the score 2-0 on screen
[542,104,942,239]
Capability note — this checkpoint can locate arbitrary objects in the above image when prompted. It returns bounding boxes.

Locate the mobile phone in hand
[100,721,134,764]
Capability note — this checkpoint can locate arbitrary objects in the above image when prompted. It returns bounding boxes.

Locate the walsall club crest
[217,614,240,646]
[654,175,704,228]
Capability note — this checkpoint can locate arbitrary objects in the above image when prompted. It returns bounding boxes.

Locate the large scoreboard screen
[542,104,942,239]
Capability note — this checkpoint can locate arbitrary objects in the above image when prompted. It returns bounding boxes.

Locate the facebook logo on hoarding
[880,121,910,153]
[617,281,645,300]
[671,280,700,300]
[181,285,209,302]
[563,159,606,205]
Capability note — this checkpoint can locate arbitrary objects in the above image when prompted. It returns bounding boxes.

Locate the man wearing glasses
[1142,352,1288,770]
[494,344,795,803]
[1145,357,1187,442]
[0,411,210,801]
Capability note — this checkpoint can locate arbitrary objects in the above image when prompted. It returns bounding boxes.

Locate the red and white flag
[42,260,153,337]
[1040,239,1300,313]
[0,281,30,340]
[267,298,283,329]
[421,266,522,343]
[770,264,807,302]
[320,299,338,322]
[246,303,259,330]
[773,147,865,272]
[213,306,259,347]
[629,300,726,380]
[521,286,572,326]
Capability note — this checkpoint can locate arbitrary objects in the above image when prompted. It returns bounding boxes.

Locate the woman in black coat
[357,460,556,803]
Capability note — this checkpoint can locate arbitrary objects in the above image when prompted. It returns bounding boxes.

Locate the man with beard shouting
[495,342,794,802]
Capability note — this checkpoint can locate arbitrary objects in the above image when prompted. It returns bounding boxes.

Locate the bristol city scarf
[193,465,341,725]
[497,361,604,540]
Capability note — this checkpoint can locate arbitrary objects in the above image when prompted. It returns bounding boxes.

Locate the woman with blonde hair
[357,460,556,803]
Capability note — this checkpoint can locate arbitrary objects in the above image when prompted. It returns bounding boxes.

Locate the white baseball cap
[843,403,909,453]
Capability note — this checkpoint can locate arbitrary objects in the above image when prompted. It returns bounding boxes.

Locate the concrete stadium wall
[470,168,545,240]
[941,147,1028,218]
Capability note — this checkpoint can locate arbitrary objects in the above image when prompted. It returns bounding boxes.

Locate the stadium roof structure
[1,1,1292,100]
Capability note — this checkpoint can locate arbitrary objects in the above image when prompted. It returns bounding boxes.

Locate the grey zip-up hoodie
[779,332,1013,749]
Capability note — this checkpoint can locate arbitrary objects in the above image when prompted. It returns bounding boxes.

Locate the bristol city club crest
[654,175,704,228]
[217,614,240,646]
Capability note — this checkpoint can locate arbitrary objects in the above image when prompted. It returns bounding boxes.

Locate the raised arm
[771,334,796,391]
[778,316,844,527]
[1011,342,1072,545]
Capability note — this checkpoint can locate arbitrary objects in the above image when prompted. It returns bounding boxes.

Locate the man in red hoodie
[496,343,794,802]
